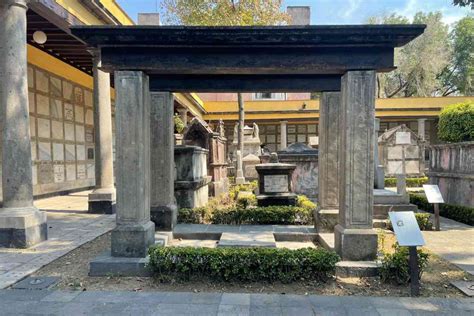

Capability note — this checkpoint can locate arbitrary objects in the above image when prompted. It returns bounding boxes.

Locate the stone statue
[233,122,238,141]
[218,119,225,138]
[269,152,279,163]
[252,122,259,139]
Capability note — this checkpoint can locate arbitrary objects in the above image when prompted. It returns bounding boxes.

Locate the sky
[116,0,472,26]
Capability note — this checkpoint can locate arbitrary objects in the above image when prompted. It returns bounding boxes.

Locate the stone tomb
[174,145,211,209]
[183,118,229,197]
[277,142,318,201]
[255,153,297,206]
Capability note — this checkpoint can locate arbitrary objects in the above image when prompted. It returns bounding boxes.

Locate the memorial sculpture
[231,123,262,180]
[255,153,297,206]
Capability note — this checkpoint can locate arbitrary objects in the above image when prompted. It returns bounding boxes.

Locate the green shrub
[236,191,257,209]
[211,206,313,225]
[147,246,340,283]
[409,193,474,226]
[174,114,185,134]
[387,213,433,231]
[177,207,209,224]
[438,101,474,142]
[297,195,317,210]
[229,181,258,200]
[380,243,430,285]
[384,177,428,188]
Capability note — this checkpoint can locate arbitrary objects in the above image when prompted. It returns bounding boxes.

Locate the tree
[439,16,474,96]
[369,12,451,98]
[453,0,474,9]
[161,0,290,158]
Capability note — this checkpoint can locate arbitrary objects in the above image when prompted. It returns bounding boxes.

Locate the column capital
[6,0,28,9]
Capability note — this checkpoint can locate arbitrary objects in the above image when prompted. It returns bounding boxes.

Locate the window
[253,93,286,100]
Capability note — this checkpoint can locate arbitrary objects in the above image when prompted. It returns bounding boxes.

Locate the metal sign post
[389,211,425,297]
[423,184,445,231]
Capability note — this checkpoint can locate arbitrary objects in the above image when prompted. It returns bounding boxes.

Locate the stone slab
[336,261,380,278]
[89,251,151,277]
[451,281,474,297]
[11,276,59,290]
[317,233,335,251]
[217,232,276,248]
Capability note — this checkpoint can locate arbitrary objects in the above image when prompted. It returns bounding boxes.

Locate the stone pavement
[422,214,474,275]
[0,289,472,315]
[0,191,116,289]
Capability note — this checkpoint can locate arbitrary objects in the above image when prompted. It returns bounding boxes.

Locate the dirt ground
[32,231,471,298]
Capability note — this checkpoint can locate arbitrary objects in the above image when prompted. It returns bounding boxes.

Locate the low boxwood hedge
[438,101,474,143]
[147,246,340,283]
[384,177,428,188]
[409,193,474,226]
[179,205,313,225]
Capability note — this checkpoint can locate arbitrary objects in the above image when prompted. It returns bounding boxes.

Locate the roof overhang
[71,25,425,92]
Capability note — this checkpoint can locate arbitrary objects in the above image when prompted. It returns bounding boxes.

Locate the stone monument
[277,142,318,201]
[255,153,297,206]
[174,145,211,209]
[183,118,229,196]
[231,123,262,180]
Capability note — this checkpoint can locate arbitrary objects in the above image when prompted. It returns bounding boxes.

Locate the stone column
[88,51,116,214]
[111,71,154,258]
[417,118,426,141]
[150,92,177,231]
[235,150,245,184]
[178,108,188,127]
[334,71,378,261]
[0,0,47,248]
[374,118,385,189]
[280,120,288,150]
[315,92,341,233]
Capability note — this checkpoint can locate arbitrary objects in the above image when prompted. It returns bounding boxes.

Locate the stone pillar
[235,150,245,184]
[315,92,341,233]
[88,51,116,214]
[280,120,288,150]
[374,118,385,189]
[111,71,154,258]
[150,92,177,231]
[417,118,426,141]
[334,71,378,261]
[178,108,188,127]
[0,0,47,248]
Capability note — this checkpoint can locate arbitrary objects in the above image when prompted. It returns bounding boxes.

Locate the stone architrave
[280,121,288,150]
[150,92,177,231]
[111,71,154,258]
[315,92,341,233]
[0,0,47,248]
[334,71,378,261]
[88,51,116,214]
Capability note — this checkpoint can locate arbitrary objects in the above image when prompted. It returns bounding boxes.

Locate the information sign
[389,211,425,247]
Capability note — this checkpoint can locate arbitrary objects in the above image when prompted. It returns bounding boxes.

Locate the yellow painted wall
[99,0,134,25]
[203,96,474,121]
[174,93,204,119]
[55,0,104,25]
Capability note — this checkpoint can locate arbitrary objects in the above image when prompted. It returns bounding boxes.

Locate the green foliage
[452,0,474,9]
[235,191,257,209]
[380,243,430,285]
[409,193,474,226]
[229,181,258,200]
[148,246,339,283]
[384,177,428,188]
[174,114,185,134]
[438,102,474,142]
[297,195,317,210]
[161,0,291,26]
[387,213,433,231]
[211,205,313,225]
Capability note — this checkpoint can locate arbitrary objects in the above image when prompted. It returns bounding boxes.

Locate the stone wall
[428,142,474,207]
[0,64,104,201]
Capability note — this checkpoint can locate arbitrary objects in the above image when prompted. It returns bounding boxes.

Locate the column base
[150,204,177,231]
[88,188,116,214]
[334,224,377,261]
[314,208,339,233]
[0,207,47,248]
[111,221,155,258]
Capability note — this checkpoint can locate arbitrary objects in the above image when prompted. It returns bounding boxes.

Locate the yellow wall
[99,0,134,25]
[203,97,474,121]
[55,0,133,25]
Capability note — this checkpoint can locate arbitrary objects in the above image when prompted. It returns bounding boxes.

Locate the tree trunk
[237,93,245,155]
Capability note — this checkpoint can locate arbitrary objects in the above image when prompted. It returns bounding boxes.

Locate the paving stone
[375,308,412,316]
[218,232,276,248]
[249,293,281,306]
[41,290,82,302]
[221,293,251,305]
[313,306,348,315]
[281,306,315,315]
[191,292,222,304]
[249,304,283,316]
[218,304,250,316]
[279,294,312,307]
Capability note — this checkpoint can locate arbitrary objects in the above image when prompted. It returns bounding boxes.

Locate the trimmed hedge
[384,177,428,188]
[179,205,313,225]
[438,101,474,142]
[387,213,433,231]
[409,193,474,226]
[147,246,340,283]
